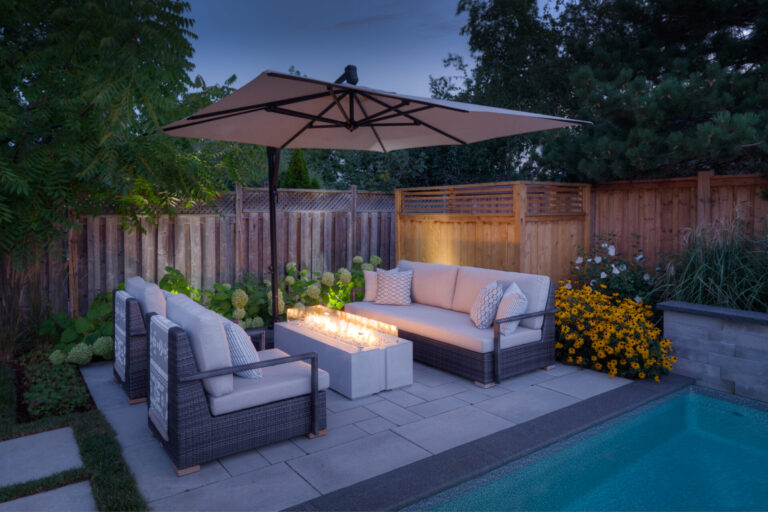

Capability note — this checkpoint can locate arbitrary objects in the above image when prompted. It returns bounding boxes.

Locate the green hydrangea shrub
[92,336,114,360]
[66,342,93,365]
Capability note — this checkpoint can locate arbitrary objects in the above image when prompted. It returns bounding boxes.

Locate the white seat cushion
[125,276,166,317]
[344,302,541,353]
[397,260,459,310]
[451,267,550,330]
[208,349,330,416]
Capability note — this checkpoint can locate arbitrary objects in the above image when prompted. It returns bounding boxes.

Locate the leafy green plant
[158,266,202,300]
[22,361,91,419]
[571,233,654,303]
[653,219,768,312]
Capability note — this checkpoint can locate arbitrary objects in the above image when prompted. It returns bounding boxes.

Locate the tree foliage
[434,0,768,183]
[0,0,265,262]
[279,149,319,189]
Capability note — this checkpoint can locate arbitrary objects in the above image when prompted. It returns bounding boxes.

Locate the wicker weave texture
[113,297,149,400]
[149,325,327,471]
[401,283,556,385]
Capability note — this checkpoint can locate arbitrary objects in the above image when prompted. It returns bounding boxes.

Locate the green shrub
[653,219,768,312]
[66,343,93,365]
[48,350,67,365]
[92,336,113,360]
[23,361,91,418]
[40,291,114,364]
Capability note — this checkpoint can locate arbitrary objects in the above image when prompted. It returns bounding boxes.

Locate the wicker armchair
[146,313,327,476]
[113,290,149,403]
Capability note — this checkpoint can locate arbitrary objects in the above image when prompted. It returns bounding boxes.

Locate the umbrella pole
[267,146,281,325]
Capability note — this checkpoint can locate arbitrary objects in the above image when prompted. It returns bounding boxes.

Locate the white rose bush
[569,233,654,302]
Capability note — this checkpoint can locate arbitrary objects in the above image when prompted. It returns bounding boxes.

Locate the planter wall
[659,301,768,402]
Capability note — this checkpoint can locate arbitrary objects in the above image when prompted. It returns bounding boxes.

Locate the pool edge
[285,373,695,512]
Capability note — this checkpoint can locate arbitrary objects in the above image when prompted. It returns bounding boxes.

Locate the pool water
[431,393,768,511]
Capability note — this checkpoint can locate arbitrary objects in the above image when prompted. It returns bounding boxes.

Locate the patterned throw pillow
[470,281,504,329]
[496,282,529,335]
[374,269,413,306]
[223,321,263,379]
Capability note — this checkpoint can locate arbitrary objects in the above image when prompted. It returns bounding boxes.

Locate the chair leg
[306,429,326,439]
[474,381,496,389]
[542,365,556,371]
[129,397,147,405]
[173,463,200,477]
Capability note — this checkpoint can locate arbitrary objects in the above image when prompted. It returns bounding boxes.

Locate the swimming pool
[420,392,768,511]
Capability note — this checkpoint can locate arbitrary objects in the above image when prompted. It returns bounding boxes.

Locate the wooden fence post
[349,185,357,266]
[235,184,244,281]
[582,184,592,251]
[67,220,79,318]
[516,183,529,274]
[697,170,713,227]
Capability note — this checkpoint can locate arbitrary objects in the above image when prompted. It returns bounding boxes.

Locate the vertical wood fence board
[323,212,333,272]
[189,216,202,290]
[105,216,119,292]
[311,212,323,274]
[140,218,156,283]
[203,217,216,290]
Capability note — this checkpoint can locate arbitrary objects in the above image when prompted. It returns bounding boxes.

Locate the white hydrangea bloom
[635,254,645,262]
[619,263,627,271]
[600,271,608,279]
[611,264,620,275]
[634,296,643,303]
[594,256,603,264]
[643,273,651,281]
[565,282,572,289]
[284,276,295,285]
[306,283,321,299]
[575,256,584,264]
[608,245,616,256]
[321,272,335,287]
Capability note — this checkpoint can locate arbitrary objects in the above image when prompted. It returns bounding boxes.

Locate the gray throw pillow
[223,320,262,379]
[374,269,413,306]
[495,282,529,335]
[469,281,504,329]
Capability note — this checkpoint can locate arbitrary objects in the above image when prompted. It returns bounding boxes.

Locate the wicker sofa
[346,261,556,386]
[147,293,329,475]
[113,276,166,403]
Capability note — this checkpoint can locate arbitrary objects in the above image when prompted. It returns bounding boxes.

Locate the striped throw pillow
[223,321,262,379]
[496,282,529,335]
[374,269,413,306]
[470,281,504,329]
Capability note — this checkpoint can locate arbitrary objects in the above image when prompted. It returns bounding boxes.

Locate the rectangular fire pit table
[274,307,413,399]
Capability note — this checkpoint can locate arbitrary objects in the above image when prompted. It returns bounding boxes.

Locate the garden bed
[659,301,768,402]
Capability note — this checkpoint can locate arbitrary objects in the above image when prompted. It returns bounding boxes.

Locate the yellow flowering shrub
[555,283,676,381]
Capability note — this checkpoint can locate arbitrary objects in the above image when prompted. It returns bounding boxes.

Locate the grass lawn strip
[0,364,147,511]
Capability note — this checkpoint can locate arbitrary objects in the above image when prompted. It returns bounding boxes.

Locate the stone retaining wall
[659,301,768,403]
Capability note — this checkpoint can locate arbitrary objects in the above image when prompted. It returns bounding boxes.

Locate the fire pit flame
[286,305,398,349]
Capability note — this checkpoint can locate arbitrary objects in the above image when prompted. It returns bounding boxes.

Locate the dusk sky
[186,0,474,98]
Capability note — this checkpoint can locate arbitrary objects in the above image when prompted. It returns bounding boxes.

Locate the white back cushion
[398,260,459,310]
[363,270,377,302]
[451,266,549,329]
[125,276,166,316]
[166,294,233,396]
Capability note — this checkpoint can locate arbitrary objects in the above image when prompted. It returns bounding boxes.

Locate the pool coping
[286,372,694,512]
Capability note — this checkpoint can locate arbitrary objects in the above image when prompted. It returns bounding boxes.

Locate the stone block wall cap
[658,301,768,326]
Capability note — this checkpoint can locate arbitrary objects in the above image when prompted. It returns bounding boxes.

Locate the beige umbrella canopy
[163,68,590,321]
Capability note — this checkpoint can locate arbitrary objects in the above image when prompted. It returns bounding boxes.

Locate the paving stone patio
[0,482,97,512]
[80,360,632,511]
[0,427,82,487]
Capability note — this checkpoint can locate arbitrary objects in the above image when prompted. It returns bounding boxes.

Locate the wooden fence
[30,186,394,317]
[396,172,768,282]
[591,171,768,266]
[395,181,590,282]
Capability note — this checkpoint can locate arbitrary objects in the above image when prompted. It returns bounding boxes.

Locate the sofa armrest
[495,308,560,327]
[350,287,365,302]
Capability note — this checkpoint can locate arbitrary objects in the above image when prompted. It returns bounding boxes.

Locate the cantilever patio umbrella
[163,67,590,322]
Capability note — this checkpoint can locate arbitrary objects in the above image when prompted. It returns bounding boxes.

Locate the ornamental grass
[555,283,676,381]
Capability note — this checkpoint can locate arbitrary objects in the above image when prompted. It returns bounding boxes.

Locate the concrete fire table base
[275,322,413,399]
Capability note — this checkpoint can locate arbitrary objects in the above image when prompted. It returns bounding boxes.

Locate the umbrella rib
[353,94,386,152]
[279,93,347,149]
[359,105,433,124]
[357,91,467,145]
[188,91,332,121]
[329,88,350,125]
[268,106,347,127]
